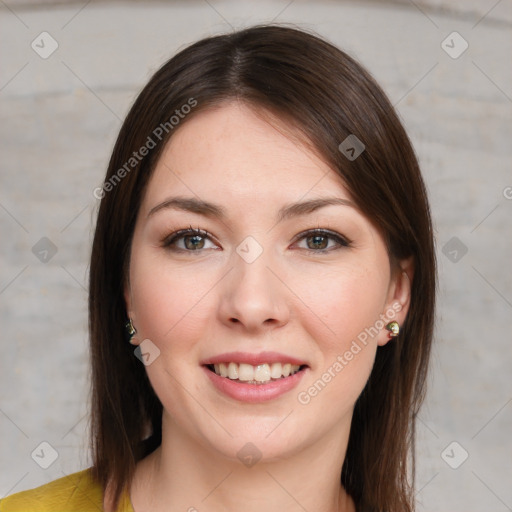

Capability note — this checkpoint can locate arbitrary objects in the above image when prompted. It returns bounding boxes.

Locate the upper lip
[201,351,309,367]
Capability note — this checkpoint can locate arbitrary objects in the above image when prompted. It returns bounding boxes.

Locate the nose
[217,248,290,333]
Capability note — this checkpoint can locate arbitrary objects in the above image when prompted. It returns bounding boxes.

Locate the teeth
[219,363,228,377]
[211,362,301,382]
[270,363,282,379]
[228,362,239,379]
[238,363,254,381]
[254,364,271,383]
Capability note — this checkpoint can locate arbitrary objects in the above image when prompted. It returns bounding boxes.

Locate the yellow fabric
[0,468,134,512]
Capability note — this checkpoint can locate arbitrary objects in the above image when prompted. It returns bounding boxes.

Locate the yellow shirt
[0,469,134,512]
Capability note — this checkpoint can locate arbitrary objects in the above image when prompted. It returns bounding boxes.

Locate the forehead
[141,102,351,212]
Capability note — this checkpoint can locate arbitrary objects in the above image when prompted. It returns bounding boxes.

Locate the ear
[377,257,414,347]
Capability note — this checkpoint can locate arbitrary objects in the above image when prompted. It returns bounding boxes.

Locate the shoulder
[0,469,103,512]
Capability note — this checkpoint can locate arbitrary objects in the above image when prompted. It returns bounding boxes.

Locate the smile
[201,351,309,402]
[206,362,303,384]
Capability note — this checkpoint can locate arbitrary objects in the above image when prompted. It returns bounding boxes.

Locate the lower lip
[203,366,307,403]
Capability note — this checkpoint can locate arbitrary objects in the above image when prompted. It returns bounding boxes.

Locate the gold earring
[385,321,400,337]
[126,318,137,340]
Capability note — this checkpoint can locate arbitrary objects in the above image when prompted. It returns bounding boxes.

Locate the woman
[1,24,436,512]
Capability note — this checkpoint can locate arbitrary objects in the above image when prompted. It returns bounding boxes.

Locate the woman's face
[126,102,411,462]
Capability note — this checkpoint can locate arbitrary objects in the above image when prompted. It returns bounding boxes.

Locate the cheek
[129,249,215,348]
[291,264,388,351]
[297,273,384,414]
[291,264,388,410]
[128,251,218,420]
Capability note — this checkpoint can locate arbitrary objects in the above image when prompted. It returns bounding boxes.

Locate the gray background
[1,0,511,510]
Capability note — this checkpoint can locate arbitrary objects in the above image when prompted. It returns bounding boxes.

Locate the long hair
[89,24,436,511]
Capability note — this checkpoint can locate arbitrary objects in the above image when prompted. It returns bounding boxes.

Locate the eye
[162,227,217,252]
[293,229,351,253]
[161,227,351,254]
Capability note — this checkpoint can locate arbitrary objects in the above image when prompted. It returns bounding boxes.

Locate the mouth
[201,351,309,402]
[204,362,307,385]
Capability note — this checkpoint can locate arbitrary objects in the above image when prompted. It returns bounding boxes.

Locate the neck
[130,414,356,512]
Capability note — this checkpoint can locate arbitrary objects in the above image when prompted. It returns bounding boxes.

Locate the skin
[121,102,413,512]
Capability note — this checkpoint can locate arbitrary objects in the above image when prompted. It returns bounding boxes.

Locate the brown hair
[89,24,436,511]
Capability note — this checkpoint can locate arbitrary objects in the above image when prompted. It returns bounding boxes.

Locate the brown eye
[295,229,351,253]
[163,228,216,252]
[184,234,206,250]
[306,234,329,250]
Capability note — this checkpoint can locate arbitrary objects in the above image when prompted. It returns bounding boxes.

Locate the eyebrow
[147,196,355,222]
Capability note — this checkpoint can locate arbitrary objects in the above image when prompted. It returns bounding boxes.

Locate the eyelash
[161,225,352,254]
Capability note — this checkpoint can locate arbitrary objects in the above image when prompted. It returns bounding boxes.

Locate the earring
[385,321,400,338]
[126,318,137,343]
